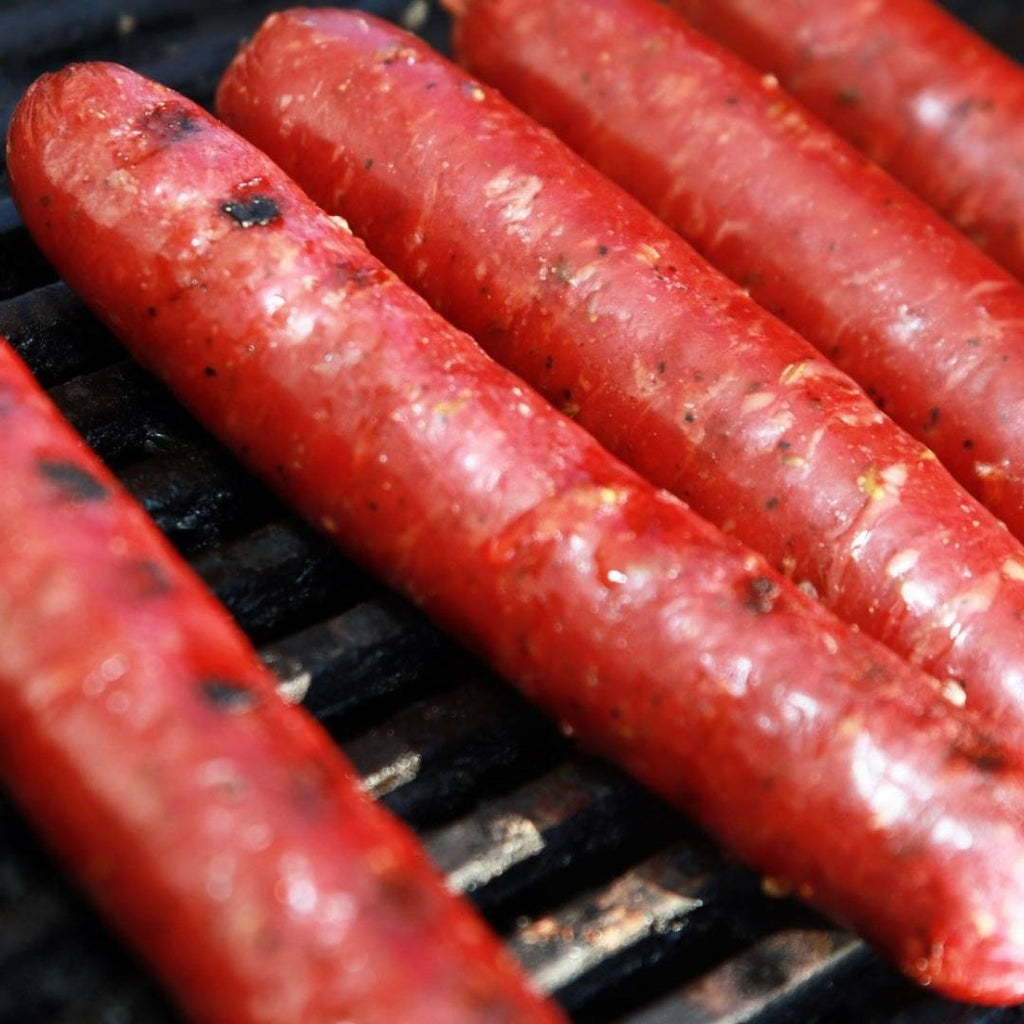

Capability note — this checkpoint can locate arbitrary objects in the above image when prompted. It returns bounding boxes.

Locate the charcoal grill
[1,2,1023,1021]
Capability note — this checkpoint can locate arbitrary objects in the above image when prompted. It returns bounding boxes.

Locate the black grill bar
[192,521,369,642]
[0,283,120,386]
[1,3,1022,1023]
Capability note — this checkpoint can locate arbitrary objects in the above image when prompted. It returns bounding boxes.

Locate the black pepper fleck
[203,366,217,378]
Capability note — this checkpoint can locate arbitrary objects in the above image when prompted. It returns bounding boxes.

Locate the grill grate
[1,3,1023,1022]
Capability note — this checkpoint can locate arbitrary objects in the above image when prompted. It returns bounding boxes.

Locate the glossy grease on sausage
[15,60,1024,1004]
[0,339,558,1023]
[666,0,1024,283]
[450,0,1024,538]
[217,11,1024,737]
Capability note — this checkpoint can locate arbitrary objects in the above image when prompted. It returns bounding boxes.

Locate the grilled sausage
[0,333,562,1023]
[12,59,1024,1005]
[448,0,1024,540]
[665,0,1024,284]
[215,10,1024,736]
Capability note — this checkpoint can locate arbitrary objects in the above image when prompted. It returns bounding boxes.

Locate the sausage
[664,0,1024,283]
[0,334,562,1023]
[12,59,1024,1006]
[215,11,1024,736]
[448,0,1024,541]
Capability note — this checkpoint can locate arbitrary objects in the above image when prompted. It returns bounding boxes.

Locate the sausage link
[12,60,1024,1005]
[665,0,1024,283]
[0,339,561,1023]
[450,0,1024,537]
[216,10,1024,735]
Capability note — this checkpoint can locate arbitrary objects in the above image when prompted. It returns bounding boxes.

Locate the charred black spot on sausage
[146,306,157,317]
[221,195,281,229]
[200,678,260,713]
[598,244,609,256]
[38,459,109,502]
[765,496,779,510]
[963,438,975,450]
[203,366,217,377]
[745,575,781,614]
[835,86,863,106]
[141,102,201,142]
[928,407,940,428]
[364,157,374,169]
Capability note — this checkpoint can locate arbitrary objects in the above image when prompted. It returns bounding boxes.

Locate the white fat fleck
[780,690,820,729]
[262,292,286,316]
[1003,559,1024,582]
[891,305,926,343]
[286,308,316,341]
[278,94,293,110]
[941,679,968,707]
[849,529,873,561]
[914,92,951,128]
[742,390,775,414]
[899,579,935,614]
[881,463,908,491]
[606,569,628,585]
[851,732,914,830]
[932,816,974,852]
[483,169,544,242]
[329,214,352,234]
[720,655,753,697]
[886,549,920,578]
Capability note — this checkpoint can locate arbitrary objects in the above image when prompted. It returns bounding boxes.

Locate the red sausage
[12,59,1024,1006]
[216,11,1024,735]
[665,0,1024,283]
[450,0,1024,540]
[0,342,560,1023]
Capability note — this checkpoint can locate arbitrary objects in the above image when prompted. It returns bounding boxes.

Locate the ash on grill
[1,2,1022,1022]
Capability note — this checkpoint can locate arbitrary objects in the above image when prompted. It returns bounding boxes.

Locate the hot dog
[11,60,1024,1005]
[215,10,1024,736]
[0,336,560,1022]
[664,0,1024,284]
[446,0,1024,539]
